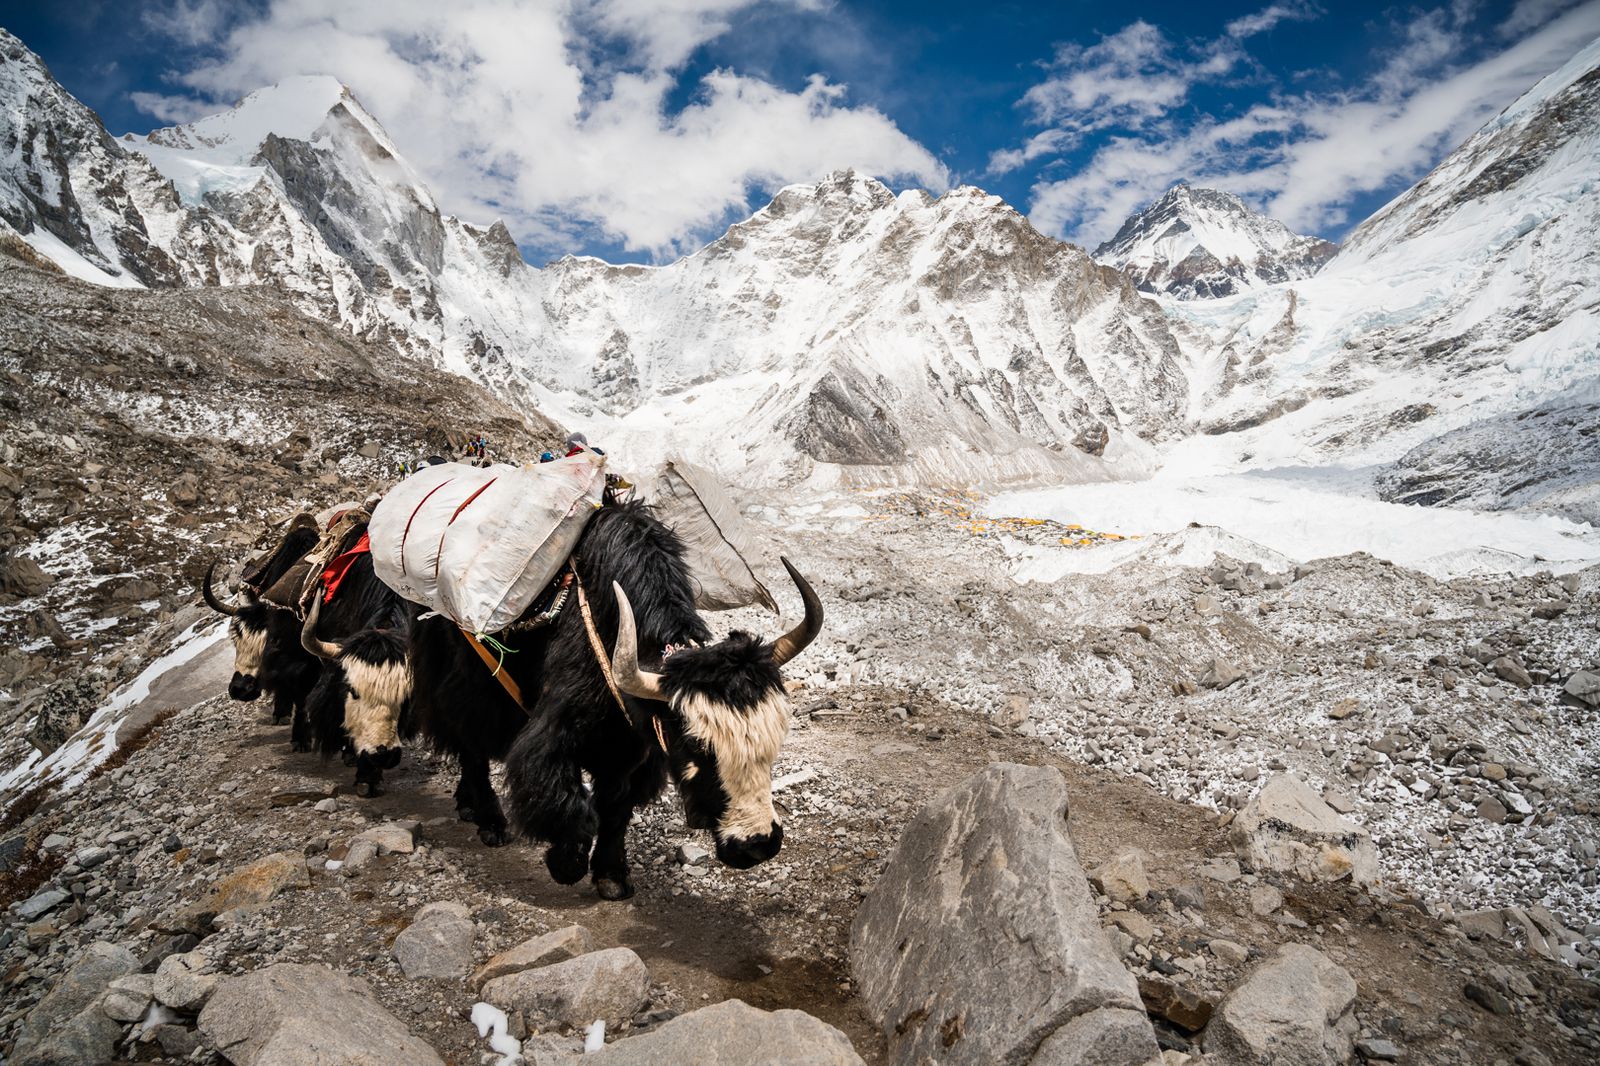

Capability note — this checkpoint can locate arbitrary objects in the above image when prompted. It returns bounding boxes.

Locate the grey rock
[677,841,711,866]
[1200,658,1247,689]
[1033,1007,1164,1066]
[101,973,155,1021]
[850,763,1157,1066]
[1564,669,1600,707]
[13,1005,124,1066]
[1092,849,1151,902]
[1356,1037,1401,1061]
[199,963,444,1065]
[481,947,651,1029]
[1490,656,1532,688]
[1231,775,1378,885]
[153,949,217,1011]
[0,551,55,597]
[74,845,111,869]
[393,901,475,980]
[1204,944,1357,1066]
[12,940,138,1063]
[16,886,70,920]
[355,821,418,855]
[582,998,866,1065]
[472,924,596,989]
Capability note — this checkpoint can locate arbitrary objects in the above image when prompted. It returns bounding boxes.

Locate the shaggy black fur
[303,548,417,796]
[214,524,321,748]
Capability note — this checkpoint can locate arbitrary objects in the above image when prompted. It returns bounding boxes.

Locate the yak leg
[589,777,636,901]
[504,717,596,886]
[288,697,312,753]
[454,752,510,847]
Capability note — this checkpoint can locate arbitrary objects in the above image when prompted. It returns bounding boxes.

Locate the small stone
[313,798,339,813]
[1200,659,1247,689]
[210,851,311,911]
[154,950,218,1011]
[1328,699,1361,720]
[1490,656,1532,688]
[392,902,475,980]
[355,822,417,855]
[1477,797,1508,824]
[73,846,111,869]
[1463,982,1511,1015]
[101,974,155,1022]
[1138,976,1216,1033]
[1092,849,1151,902]
[481,947,651,1029]
[473,925,597,989]
[1249,885,1283,916]
[1200,859,1242,883]
[676,842,711,867]
[1209,939,1250,966]
[16,887,69,921]
[1357,1037,1402,1060]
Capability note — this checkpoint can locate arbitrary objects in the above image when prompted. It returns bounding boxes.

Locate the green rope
[477,633,518,676]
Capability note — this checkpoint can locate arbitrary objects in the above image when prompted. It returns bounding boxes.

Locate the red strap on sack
[321,532,371,604]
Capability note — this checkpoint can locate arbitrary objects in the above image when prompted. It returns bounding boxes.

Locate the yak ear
[609,582,666,701]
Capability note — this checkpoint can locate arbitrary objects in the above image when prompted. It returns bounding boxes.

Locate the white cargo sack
[649,458,778,613]
[369,454,606,634]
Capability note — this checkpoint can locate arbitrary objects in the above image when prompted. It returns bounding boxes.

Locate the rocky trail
[3,488,1599,1063]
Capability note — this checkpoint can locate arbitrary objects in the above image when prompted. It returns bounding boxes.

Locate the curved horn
[609,582,666,701]
[300,596,344,661]
[201,560,241,617]
[771,557,823,667]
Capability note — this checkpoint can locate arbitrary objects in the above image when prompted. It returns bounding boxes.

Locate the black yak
[407,497,821,899]
[201,522,321,749]
[299,549,417,797]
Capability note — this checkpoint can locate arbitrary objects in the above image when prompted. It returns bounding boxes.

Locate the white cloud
[1225,2,1321,40]
[128,90,221,124]
[1019,2,1600,245]
[134,0,945,257]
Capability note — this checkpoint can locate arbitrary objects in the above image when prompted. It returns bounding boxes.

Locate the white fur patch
[676,690,789,842]
[342,657,410,754]
[230,623,266,678]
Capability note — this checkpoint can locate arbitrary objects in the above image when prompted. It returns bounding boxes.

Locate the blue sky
[6,1,1600,264]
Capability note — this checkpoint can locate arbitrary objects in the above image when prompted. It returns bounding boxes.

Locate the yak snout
[228,672,262,701]
[715,821,783,869]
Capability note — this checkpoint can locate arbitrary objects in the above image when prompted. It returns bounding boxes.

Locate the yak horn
[609,582,666,701]
[771,557,822,667]
[300,596,344,660]
[202,560,241,617]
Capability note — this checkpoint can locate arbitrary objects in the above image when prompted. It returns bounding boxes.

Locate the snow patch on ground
[990,471,1600,578]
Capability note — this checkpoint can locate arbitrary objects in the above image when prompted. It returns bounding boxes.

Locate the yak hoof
[545,844,590,885]
[594,876,634,901]
[477,825,510,848]
[354,780,384,799]
[290,739,312,754]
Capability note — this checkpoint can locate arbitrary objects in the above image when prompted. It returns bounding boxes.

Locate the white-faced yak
[299,548,417,798]
[201,520,322,750]
[406,497,821,900]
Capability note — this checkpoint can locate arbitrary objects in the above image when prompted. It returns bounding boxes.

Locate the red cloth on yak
[321,531,371,604]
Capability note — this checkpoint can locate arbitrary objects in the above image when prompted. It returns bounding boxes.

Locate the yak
[299,548,417,798]
[407,497,821,900]
[201,522,322,749]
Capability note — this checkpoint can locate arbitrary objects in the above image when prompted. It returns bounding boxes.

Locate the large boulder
[1230,775,1378,885]
[198,963,444,1065]
[850,763,1160,1066]
[11,941,138,1066]
[1204,944,1357,1066]
[582,998,865,1064]
[0,552,54,598]
[480,946,651,1029]
[393,901,475,980]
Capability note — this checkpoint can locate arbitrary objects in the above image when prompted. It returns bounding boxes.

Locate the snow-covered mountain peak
[133,76,353,162]
[1094,182,1337,299]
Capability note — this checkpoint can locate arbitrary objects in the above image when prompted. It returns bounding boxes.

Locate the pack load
[368,453,607,634]
[647,458,777,613]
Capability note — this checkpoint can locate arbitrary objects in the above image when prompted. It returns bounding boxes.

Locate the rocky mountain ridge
[1092,183,1338,300]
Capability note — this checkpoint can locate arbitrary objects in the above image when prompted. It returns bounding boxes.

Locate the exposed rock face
[198,963,445,1066]
[480,946,652,1029]
[1230,775,1378,885]
[850,763,1159,1066]
[1204,944,1358,1066]
[583,999,866,1065]
[1093,184,1336,299]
